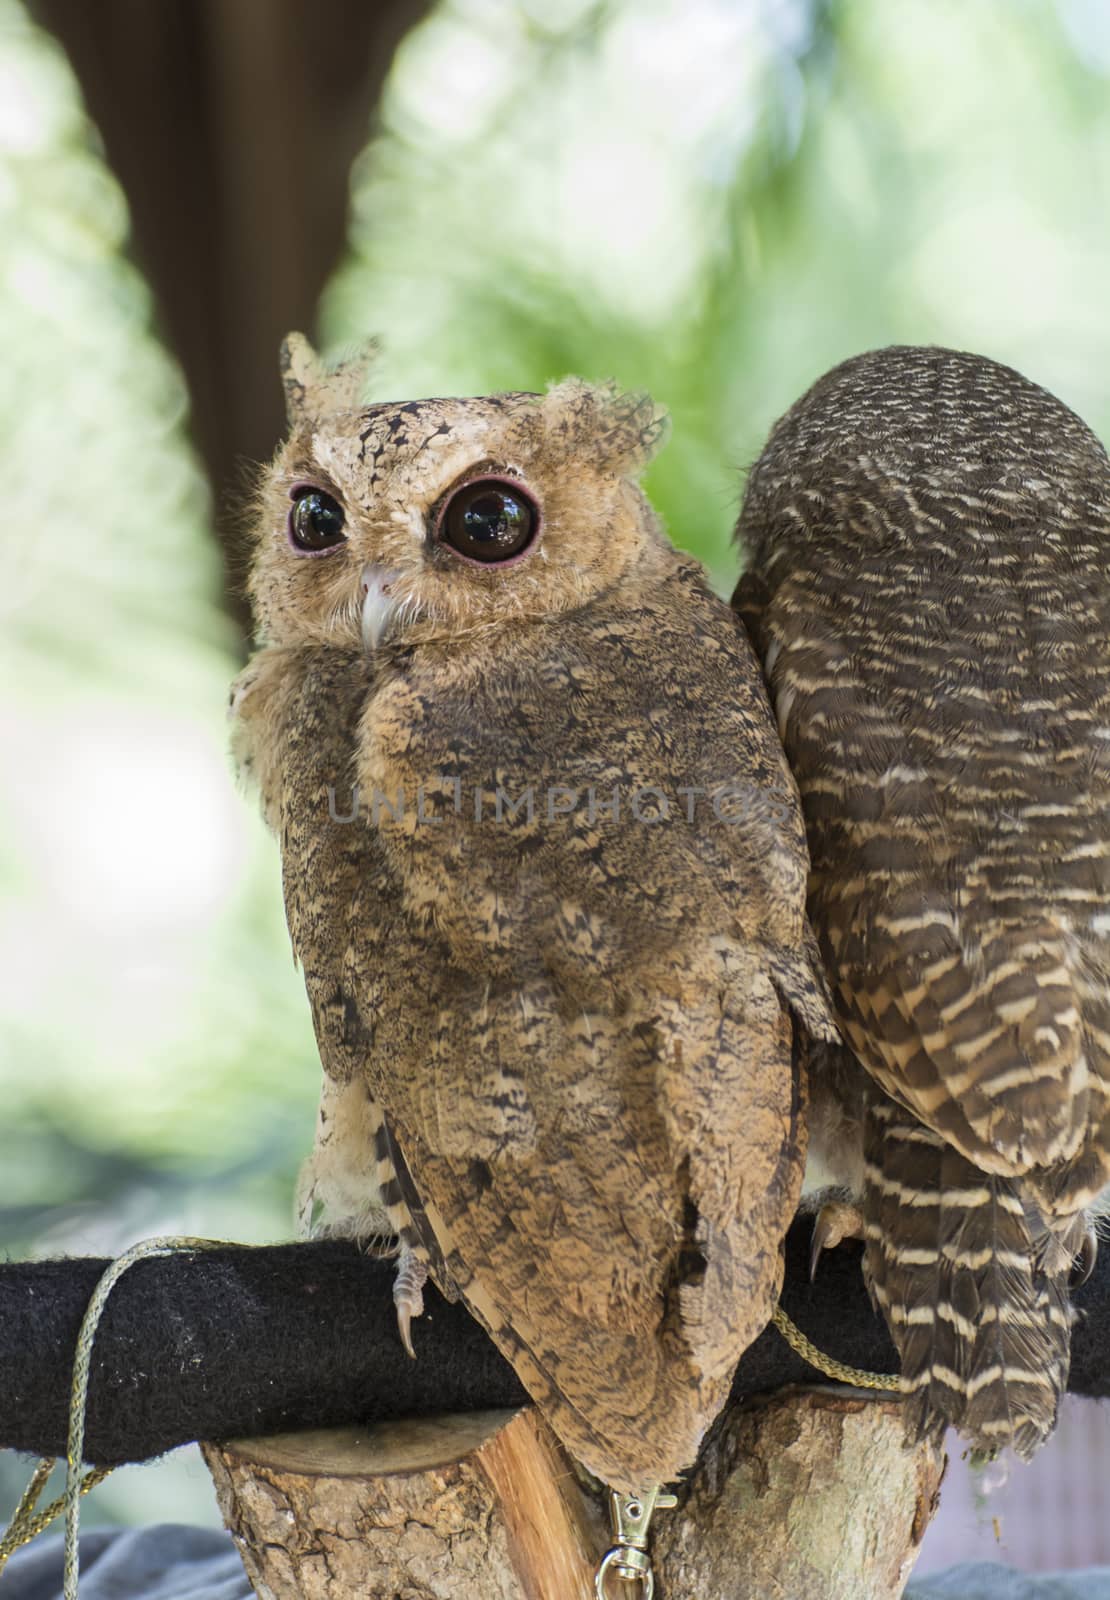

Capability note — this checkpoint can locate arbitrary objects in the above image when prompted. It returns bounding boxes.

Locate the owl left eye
[436,478,539,565]
[289,487,347,553]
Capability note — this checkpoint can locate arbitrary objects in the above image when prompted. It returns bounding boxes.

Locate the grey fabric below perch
[6,1527,1110,1600]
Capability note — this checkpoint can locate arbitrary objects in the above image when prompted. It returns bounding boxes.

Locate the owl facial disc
[361,564,403,651]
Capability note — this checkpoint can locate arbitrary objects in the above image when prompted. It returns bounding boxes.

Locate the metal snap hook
[593,1486,678,1599]
[595,1543,654,1599]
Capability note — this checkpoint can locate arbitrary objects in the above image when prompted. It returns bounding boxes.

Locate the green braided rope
[1,1238,228,1597]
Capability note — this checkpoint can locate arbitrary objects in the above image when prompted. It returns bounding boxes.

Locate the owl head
[247,334,672,650]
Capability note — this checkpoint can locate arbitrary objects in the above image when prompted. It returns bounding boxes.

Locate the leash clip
[594,1486,678,1599]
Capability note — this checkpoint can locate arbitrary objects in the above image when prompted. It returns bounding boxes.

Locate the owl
[231,334,835,1491]
[735,344,1110,1458]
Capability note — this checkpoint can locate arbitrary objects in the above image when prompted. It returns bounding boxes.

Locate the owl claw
[393,1247,428,1359]
[1071,1226,1098,1290]
[809,1200,865,1281]
[396,1302,418,1360]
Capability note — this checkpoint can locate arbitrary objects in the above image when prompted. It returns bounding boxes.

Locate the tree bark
[202,1388,944,1600]
[201,1408,604,1600]
[653,1389,945,1600]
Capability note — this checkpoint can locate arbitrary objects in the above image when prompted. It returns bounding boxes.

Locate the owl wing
[736,564,1110,1203]
[353,564,826,1484]
[736,562,1110,1456]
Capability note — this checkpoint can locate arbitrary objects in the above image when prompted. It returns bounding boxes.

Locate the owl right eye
[288,487,347,554]
[436,477,539,565]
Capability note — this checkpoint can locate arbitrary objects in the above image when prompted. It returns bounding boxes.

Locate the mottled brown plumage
[233,335,833,1489]
[736,344,1110,1457]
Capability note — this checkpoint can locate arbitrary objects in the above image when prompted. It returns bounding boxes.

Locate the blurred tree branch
[31,0,432,644]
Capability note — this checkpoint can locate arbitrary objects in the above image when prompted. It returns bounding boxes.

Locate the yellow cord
[0,1464,111,1567]
[771,1304,903,1392]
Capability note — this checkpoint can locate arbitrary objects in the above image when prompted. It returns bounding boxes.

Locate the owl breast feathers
[232,336,834,1489]
[736,344,1110,1458]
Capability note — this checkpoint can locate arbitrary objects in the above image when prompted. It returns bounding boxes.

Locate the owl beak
[360,564,403,651]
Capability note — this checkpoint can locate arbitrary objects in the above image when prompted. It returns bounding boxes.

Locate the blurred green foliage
[3,0,1110,1531]
[326,0,1110,585]
[0,0,320,1268]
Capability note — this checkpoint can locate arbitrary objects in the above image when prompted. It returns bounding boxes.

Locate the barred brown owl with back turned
[736,344,1110,1458]
[232,334,834,1490]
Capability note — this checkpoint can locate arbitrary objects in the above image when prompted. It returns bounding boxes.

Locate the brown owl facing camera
[232,335,834,1491]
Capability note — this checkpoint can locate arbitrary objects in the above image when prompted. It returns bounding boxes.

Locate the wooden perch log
[201,1387,944,1600]
[201,1408,604,1600]
[653,1389,945,1600]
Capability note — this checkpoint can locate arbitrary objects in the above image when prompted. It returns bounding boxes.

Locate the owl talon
[809,1200,865,1281]
[1071,1227,1098,1289]
[393,1247,428,1359]
[396,1302,418,1360]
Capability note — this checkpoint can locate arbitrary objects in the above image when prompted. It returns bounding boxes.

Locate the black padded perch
[3,1218,1109,1467]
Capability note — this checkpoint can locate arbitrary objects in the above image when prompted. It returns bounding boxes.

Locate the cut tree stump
[652,1390,946,1600]
[201,1387,945,1600]
[201,1408,604,1600]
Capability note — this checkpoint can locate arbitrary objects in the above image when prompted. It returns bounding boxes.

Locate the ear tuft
[279,333,379,428]
[543,378,670,477]
[280,333,322,425]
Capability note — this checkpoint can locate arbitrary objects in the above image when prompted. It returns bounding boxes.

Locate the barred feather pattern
[863,1096,1074,1459]
[737,344,1110,1454]
[371,1115,444,1276]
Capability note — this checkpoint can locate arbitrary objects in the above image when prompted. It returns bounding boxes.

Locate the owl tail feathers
[862,1097,1072,1461]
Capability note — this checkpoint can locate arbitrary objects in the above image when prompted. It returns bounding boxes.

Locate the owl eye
[437,478,539,565]
[289,487,347,553]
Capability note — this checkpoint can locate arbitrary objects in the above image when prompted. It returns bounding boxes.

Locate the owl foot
[393,1246,428,1359]
[809,1200,865,1281]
